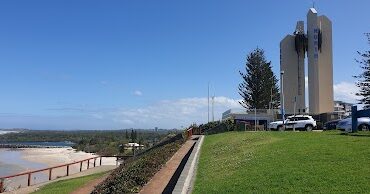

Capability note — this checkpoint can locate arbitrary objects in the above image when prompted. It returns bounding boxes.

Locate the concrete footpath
[139,135,204,194]
[172,135,204,194]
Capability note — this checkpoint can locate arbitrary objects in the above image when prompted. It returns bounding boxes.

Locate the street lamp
[280,71,285,129]
[207,82,210,123]
[293,96,296,131]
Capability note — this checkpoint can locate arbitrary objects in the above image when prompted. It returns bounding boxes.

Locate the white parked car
[336,117,370,132]
[268,115,317,131]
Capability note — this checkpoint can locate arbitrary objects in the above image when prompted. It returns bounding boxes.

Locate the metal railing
[0,155,132,193]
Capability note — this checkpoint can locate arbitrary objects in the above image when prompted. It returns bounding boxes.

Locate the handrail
[0,155,132,192]
[0,156,97,179]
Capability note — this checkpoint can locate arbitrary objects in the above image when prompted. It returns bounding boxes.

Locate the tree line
[0,129,176,155]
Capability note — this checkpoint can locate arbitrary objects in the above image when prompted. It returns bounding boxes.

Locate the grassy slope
[193,131,370,193]
[32,172,107,194]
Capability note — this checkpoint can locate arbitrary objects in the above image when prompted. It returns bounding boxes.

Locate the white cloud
[304,77,358,104]
[109,82,357,128]
[113,96,242,128]
[133,90,143,96]
[333,81,360,103]
[4,97,242,129]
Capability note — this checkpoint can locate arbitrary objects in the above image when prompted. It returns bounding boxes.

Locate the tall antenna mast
[207,82,210,123]
[212,93,215,122]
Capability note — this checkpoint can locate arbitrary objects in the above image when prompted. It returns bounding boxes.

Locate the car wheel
[358,124,370,131]
[305,125,313,131]
[277,125,284,131]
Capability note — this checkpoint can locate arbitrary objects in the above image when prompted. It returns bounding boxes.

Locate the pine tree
[133,131,137,141]
[130,129,134,142]
[238,48,280,109]
[119,144,125,153]
[125,130,129,139]
[354,33,370,108]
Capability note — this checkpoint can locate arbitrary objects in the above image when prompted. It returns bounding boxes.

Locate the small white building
[124,143,144,149]
[333,101,353,119]
[222,109,279,129]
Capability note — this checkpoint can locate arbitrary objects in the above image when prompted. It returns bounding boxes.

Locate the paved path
[3,165,116,194]
[139,137,198,194]
[173,135,204,194]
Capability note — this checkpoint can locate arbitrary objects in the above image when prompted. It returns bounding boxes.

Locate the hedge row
[203,120,238,135]
[91,134,185,194]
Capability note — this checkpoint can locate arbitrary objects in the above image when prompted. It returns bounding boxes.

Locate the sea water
[0,149,49,191]
[2,141,75,147]
[0,141,75,191]
[0,150,46,177]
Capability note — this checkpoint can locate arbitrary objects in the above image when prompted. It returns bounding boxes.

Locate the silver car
[336,117,370,132]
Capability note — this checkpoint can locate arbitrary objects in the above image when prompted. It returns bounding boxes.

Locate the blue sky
[0,0,369,129]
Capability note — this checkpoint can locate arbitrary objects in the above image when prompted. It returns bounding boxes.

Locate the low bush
[203,120,237,135]
[198,121,221,134]
[91,134,185,194]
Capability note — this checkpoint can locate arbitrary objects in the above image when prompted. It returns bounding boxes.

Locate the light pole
[280,71,285,129]
[208,82,210,123]
[269,87,274,122]
[212,95,215,122]
[293,96,296,131]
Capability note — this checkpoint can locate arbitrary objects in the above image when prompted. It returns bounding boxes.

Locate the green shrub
[203,120,237,135]
[198,121,221,134]
[91,134,184,194]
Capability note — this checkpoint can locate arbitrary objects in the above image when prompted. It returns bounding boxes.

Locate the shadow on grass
[336,132,370,138]
[323,130,370,138]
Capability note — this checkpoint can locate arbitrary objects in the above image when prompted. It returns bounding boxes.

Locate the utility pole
[212,95,215,122]
[293,96,296,132]
[254,108,257,131]
[269,87,273,121]
[211,85,215,122]
[281,71,285,129]
[269,87,273,110]
[207,82,210,123]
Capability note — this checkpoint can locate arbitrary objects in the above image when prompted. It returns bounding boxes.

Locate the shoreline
[21,147,95,167]
[0,148,116,192]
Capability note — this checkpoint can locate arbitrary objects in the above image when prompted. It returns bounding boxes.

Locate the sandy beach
[1,148,116,192]
[21,148,96,166]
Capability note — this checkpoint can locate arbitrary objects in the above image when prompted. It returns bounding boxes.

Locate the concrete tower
[307,8,333,114]
[280,21,306,114]
[280,8,333,116]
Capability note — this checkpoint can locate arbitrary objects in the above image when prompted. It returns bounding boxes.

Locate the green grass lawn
[32,172,108,194]
[193,131,370,193]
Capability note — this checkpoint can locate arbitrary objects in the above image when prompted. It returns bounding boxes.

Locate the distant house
[124,143,144,149]
[333,101,353,119]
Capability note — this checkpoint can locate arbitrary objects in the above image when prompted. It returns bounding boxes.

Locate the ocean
[1,141,75,147]
[0,131,17,135]
[0,141,79,191]
[0,150,46,177]
[0,141,75,177]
